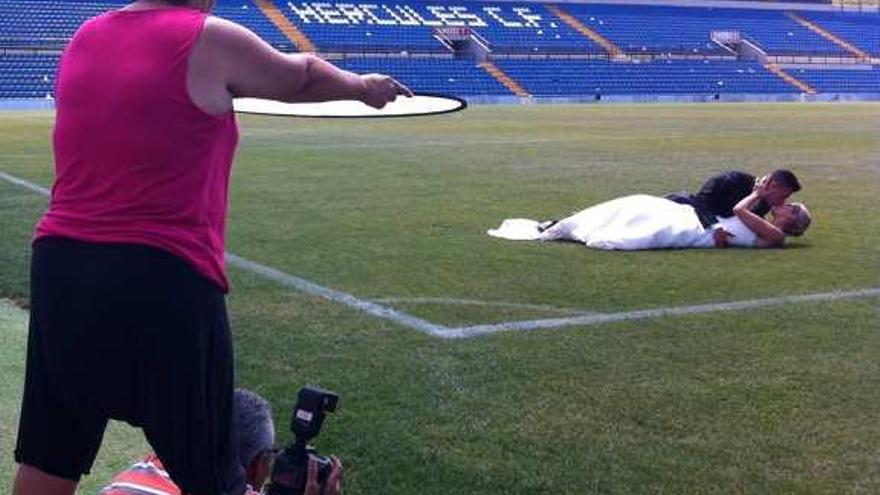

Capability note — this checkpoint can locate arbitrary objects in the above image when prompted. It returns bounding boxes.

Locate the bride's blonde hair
[783,203,811,237]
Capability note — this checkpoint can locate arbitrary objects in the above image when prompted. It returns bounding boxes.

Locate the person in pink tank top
[13,1,409,495]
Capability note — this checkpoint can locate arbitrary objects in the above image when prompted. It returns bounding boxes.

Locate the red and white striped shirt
[100,454,259,495]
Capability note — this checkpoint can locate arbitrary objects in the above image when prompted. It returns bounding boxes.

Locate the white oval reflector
[233,93,466,118]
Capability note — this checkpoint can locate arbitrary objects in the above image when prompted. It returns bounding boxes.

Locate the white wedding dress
[487,195,757,250]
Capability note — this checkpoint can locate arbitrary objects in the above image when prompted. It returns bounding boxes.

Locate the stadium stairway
[765,62,817,94]
[253,0,315,52]
[785,12,870,60]
[544,4,625,58]
[478,61,530,97]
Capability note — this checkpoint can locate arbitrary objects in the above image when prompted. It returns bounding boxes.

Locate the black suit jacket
[668,170,770,227]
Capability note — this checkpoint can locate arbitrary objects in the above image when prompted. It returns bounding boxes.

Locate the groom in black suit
[667,169,802,228]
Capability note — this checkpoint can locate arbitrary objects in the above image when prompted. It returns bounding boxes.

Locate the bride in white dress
[488,185,811,250]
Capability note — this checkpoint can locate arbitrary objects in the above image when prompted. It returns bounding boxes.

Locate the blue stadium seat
[0,0,291,50]
[0,53,61,98]
[276,1,601,53]
[0,0,878,99]
[799,10,880,56]
[792,65,880,92]
[563,4,848,56]
[336,57,509,95]
[494,59,797,96]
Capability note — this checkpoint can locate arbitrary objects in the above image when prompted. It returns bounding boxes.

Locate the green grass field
[2,103,879,494]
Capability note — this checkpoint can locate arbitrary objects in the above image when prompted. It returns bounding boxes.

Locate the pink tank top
[37,7,238,291]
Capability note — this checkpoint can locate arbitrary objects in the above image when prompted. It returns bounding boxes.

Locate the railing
[769,54,878,64]
[1,46,64,56]
[830,0,880,12]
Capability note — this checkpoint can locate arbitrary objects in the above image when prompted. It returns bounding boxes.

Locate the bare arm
[201,17,410,107]
[733,190,784,248]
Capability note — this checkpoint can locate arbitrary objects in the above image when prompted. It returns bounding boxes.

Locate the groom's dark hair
[770,169,801,192]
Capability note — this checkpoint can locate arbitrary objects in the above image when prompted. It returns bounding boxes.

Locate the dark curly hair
[769,169,801,192]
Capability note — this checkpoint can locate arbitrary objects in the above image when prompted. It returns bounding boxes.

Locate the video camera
[267,385,339,495]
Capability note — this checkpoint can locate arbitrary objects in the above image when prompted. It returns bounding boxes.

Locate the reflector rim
[233,92,467,119]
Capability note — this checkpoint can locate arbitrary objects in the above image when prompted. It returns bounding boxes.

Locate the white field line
[0,170,450,338]
[445,287,880,339]
[0,171,50,195]
[3,170,878,340]
[373,296,591,315]
[225,254,450,337]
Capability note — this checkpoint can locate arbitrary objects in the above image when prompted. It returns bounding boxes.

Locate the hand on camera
[360,74,413,109]
[304,454,343,495]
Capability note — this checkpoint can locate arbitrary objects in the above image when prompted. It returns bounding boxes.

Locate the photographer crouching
[101,389,343,495]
